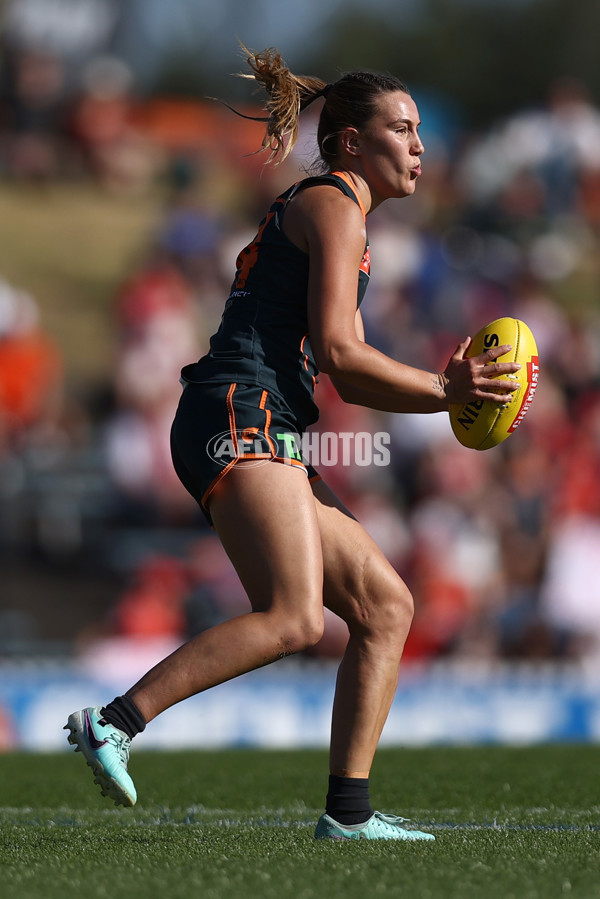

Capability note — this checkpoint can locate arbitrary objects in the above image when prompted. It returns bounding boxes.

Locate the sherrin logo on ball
[449,317,540,451]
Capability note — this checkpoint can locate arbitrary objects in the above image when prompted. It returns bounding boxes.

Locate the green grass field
[1,745,599,899]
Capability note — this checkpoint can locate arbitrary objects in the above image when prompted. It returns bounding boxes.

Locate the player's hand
[441,336,521,405]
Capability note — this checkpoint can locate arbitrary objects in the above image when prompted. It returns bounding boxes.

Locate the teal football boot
[65,707,137,807]
[315,811,435,841]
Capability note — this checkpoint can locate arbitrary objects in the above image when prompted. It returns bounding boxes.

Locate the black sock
[325,774,373,826]
[100,695,146,740]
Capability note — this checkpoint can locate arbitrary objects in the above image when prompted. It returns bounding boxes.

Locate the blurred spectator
[541,515,600,660]
[68,55,163,192]
[0,281,63,448]
[458,77,600,212]
[112,555,188,639]
[157,191,228,316]
[105,262,201,522]
[184,535,248,636]
[0,48,68,179]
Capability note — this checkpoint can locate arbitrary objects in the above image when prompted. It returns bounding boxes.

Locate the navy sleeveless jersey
[181,172,371,429]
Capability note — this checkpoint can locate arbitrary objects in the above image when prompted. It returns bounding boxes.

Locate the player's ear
[340,127,361,157]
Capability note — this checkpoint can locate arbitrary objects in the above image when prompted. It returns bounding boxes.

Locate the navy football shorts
[170,380,320,526]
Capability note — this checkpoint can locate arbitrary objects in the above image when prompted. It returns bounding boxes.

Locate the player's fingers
[488,343,512,360]
[473,386,515,404]
[482,361,521,379]
[452,336,472,361]
[473,343,513,364]
[477,374,519,395]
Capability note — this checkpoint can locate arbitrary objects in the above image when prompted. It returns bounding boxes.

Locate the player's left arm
[330,311,516,412]
[330,311,441,411]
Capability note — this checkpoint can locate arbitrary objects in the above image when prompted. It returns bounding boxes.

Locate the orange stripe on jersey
[360,245,371,275]
[300,334,309,371]
[331,170,367,219]
[300,334,317,391]
[226,382,238,451]
[330,172,370,276]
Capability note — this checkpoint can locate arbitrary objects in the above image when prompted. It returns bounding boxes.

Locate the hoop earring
[319,131,341,159]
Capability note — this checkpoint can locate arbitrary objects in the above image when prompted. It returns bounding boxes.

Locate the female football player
[66,46,519,841]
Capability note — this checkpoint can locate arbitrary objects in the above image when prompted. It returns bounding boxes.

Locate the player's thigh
[208,460,324,616]
[311,478,413,634]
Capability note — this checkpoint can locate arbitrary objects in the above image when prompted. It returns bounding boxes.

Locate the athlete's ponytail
[237,44,328,164]
[226,44,410,169]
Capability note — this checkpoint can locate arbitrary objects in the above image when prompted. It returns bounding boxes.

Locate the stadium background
[1,0,600,750]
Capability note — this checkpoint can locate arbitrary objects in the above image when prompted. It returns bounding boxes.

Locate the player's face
[357,91,424,204]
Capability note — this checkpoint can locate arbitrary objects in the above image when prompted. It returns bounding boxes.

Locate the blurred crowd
[1,36,600,668]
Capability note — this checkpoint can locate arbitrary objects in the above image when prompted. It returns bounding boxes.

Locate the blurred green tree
[150,0,600,128]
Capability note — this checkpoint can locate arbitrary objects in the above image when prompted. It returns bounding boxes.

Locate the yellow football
[449,317,540,451]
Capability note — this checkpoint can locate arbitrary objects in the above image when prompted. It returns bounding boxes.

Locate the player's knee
[379,584,414,637]
[349,575,414,640]
[280,609,325,654]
